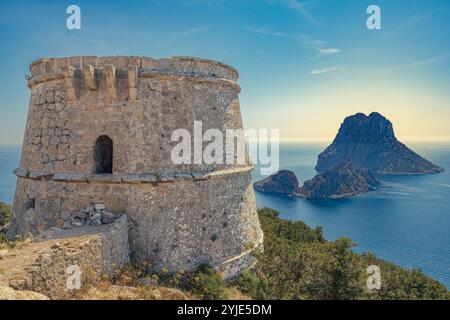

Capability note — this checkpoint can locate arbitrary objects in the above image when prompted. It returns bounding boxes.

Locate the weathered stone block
[87,174,122,184]
[53,173,87,182]
[13,168,29,178]
[29,171,52,180]
[174,173,193,181]
[191,172,209,181]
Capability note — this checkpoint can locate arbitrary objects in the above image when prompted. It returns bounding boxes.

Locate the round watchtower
[9,56,263,278]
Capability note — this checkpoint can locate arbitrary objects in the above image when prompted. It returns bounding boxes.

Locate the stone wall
[0,216,130,298]
[10,168,262,275]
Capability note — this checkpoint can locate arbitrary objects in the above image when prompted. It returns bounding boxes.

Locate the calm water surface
[0,145,20,204]
[252,143,450,288]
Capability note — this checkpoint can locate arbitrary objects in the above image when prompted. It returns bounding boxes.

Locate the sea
[1,143,449,288]
[252,142,450,289]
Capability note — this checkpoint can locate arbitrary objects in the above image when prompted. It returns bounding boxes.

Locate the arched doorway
[94,135,113,174]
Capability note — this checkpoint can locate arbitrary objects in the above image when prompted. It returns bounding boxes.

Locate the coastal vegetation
[236,208,449,300]
[0,202,11,227]
[0,202,12,246]
[1,203,448,300]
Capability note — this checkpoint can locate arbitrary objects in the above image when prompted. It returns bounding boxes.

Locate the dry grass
[58,264,251,300]
[59,264,192,300]
[225,287,252,300]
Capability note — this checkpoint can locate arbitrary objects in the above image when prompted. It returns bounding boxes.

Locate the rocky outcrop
[253,170,301,195]
[316,112,444,174]
[297,161,378,200]
[0,286,49,300]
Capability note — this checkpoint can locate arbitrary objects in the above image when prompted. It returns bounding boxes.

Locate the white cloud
[280,0,318,24]
[318,48,340,55]
[311,66,345,75]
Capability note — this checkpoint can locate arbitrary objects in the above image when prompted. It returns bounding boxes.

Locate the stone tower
[10,56,263,277]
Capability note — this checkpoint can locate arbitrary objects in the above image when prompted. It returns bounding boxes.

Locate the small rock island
[316,112,444,174]
[253,170,300,195]
[295,161,378,200]
[254,162,378,200]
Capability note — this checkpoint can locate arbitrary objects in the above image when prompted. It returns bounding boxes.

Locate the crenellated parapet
[127,65,138,101]
[27,56,240,102]
[82,64,98,90]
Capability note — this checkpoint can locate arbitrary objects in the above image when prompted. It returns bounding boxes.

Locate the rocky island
[254,162,378,200]
[254,113,444,200]
[253,170,300,195]
[296,161,378,200]
[316,112,444,174]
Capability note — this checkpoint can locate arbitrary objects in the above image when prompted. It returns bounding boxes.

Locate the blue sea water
[252,142,450,288]
[0,145,20,204]
[0,144,449,288]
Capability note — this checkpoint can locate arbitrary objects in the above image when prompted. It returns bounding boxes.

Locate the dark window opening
[94,135,113,174]
[26,197,35,210]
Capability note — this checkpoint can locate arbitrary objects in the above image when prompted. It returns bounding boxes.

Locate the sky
[0,0,449,144]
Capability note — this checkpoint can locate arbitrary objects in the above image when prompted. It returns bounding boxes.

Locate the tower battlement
[29,56,239,80]
[28,56,240,102]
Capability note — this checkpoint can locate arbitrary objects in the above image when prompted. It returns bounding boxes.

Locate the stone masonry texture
[9,56,263,278]
[0,216,130,298]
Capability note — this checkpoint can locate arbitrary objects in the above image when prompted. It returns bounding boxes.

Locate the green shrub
[360,252,449,300]
[0,202,12,227]
[187,264,228,300]
[237,270,268,299]
[235,207,449,300]
[0,233,7,246]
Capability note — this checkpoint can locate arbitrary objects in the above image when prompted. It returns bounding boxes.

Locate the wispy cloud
[311,66,345,75]
[318,48,340,56]
[378,10,437,42]
[372,54,449,75]
[159,26,211,47]
[246,26,339,55]
[280,0,318,24]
